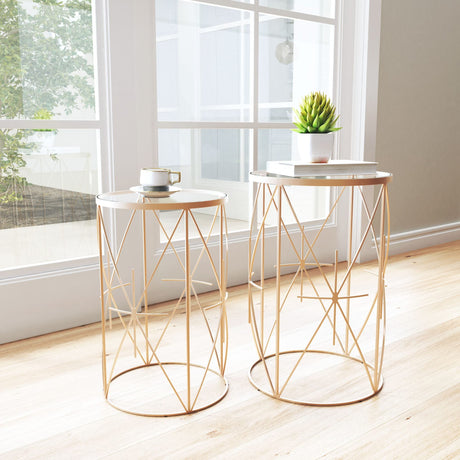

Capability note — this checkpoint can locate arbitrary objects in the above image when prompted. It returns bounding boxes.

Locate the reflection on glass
[256,183,329,227]
[257,129,329,225]
[158,128,250,239]
[0,129,100,269]
[259,15,334,122]
[156,0,251,122]
[258,129,293,170]
[0,0,96,121]
[260,0,335,18]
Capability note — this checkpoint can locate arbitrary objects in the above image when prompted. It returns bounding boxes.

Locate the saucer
[130,185,181,198]
[139,185,170,191]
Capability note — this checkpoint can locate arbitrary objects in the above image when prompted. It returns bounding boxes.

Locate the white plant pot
[297,132,334,163]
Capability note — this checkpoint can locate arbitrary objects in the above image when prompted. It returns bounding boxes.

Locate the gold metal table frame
[96,189,229,416]
[248,171,392,406]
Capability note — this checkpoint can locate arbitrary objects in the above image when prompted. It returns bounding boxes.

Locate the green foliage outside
[0,0,95,203]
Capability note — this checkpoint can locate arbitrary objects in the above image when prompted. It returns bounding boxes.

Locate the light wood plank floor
[1,241,459,459]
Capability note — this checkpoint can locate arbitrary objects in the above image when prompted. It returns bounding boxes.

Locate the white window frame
[153,0,341,231]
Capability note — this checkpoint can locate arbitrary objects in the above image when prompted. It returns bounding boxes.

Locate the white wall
[375,0,460,251]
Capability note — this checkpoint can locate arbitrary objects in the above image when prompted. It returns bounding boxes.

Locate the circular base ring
[106,362,228,417]
[249,350,383,407]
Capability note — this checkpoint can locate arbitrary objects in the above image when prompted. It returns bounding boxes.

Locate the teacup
[139,168,181,189]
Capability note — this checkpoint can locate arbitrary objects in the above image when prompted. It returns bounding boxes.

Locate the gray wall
[376,0,460,234]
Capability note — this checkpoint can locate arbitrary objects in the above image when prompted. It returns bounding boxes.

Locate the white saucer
[130,185,181,198]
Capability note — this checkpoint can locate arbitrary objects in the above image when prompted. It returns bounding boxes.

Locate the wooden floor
[1,241,459,459]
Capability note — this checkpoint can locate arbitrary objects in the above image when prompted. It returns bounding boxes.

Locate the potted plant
[293,92,341,163]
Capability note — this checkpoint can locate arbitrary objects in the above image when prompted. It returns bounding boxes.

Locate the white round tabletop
[96,188,228,210]
[250,170,393,187]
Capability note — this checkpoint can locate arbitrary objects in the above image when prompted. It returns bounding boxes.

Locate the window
[0,0,102,271]
[154,0,338,236]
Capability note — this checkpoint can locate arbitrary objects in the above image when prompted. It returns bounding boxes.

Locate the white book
[266,159,378,177]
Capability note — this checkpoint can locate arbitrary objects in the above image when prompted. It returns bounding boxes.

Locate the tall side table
[96,189,228,416]
[248,171,392,406]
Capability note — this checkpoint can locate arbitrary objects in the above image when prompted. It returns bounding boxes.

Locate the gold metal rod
[248,184,262,323]
[282,185,346,279]
[107,315,147,388]
[263,186,302,263]
[263,265,302,356]
[99,215,136,310]
[249,280,264,290]
[142,208,149,363]
[280,188,335,294]
[132,210,186,313]
[377,288,387,384]
[248,298,276,394]
[301,225,304,303]
[298,293,368,301]
[187,207,219,285]
[185,209,191,412]
[279,300,336,395]
[347,291,378,355]
[337,187,384,294]
[153,209,186,271]
[190,282,222,370]
[248,184,279,278]
[333,250,338,346]
[190,306,225,410]
[303,266,346,353]
[333,300,376,391]
[151,290,185,355]
[376,186,390,385]
[307,185,347,257]
[131,269,137,358]
[346,186,354,353]
[261,184,266,346]
[358,186,380,261]
[374,186,387,386]
[189,209,221,287]
[108,208,137,288]
[220,204,225,374]
[275,185,282,396]
[97,207,108,395]
[161,278,213,286]
[106,250,112,330]
[107,307,168,317]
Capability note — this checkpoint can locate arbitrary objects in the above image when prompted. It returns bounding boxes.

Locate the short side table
[96,189,228,416]
[248,171,392,406]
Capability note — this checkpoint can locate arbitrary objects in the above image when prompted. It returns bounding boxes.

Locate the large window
[155,0,338,236]
[0,0,101,271]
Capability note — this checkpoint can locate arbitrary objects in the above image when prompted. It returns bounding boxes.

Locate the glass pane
[0,129,100,269]
[158,128,249,240]
[258,129,329,224]
[258,128,293,169]
[260,0,335,18]
[0,0,97,121]
[259,15,334,122]
[156,0,251,122]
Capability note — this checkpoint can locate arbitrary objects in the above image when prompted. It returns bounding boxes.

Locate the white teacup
[139,168,181,188]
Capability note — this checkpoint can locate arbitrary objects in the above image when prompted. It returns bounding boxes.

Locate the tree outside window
[0,0,95,204]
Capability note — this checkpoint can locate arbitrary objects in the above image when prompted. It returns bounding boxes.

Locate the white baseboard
[388,222,460,255]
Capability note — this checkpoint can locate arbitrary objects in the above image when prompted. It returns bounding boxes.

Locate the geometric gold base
[248,172,392,409]
[249,350,383,407]
[107,363,229,417]
[96,189,229,418]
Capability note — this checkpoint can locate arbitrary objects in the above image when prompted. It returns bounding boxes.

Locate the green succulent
[293,92,341,134]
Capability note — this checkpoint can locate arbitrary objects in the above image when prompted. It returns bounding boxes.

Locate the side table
[96,189,228,416]
[248,171,392,406]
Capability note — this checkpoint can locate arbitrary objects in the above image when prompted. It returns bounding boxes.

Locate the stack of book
[266,160,377,177]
